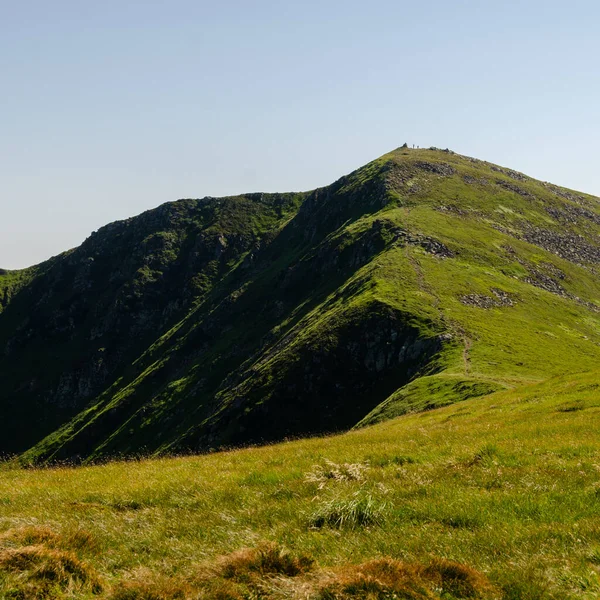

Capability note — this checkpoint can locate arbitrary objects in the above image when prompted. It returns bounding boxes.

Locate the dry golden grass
[218,542,314,582]
[0,544,102,598]
[0,525,98,554]
[103,548,497,600]
[108,574,194,600]
[0,525,102,599]
[314,557,499,600]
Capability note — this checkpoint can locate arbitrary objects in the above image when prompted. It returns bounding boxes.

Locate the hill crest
[1,147,599,464]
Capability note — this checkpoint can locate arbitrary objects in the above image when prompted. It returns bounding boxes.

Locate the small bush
[309,493,387,529]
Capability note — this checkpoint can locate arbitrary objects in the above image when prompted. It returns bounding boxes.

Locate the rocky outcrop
[460,288,516,309]
[522,227,600,264]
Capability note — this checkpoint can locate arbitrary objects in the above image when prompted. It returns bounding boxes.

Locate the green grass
[2,370,600,598]
[0,266,37,314]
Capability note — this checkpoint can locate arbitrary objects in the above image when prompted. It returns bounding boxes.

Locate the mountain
[1,147,599,464]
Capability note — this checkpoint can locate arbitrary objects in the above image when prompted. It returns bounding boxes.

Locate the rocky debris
[417,237,455,258]
[491,166,528,182]
[522,227,600,264]
[490,288,516,305]
[383,162,428,196]
[504,245,568,295]
[497,222,600,266]
[573,297,600,313]
[524,270,567,296]
[414,161,456,177]
[371,220,455,258]
[460,288,516,309]
[496,179,536,199]
[436,204,469,216]
[428,147,455,154]
[523,269,600,312]
[463,174,489,186]
[543,183,596,206]
[502,247,600,311]
[538,261,567,280]
[545,204,600,227]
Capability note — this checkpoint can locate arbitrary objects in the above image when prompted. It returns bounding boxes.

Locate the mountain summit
[2,147,599,463]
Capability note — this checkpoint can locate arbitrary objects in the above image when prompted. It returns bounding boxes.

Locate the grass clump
[108,576,194,600]
[0,526,102,599]
[316,558,499,600]
[424,558,499,598]
[0,526,98,554]
[0,544,102,598]
[219,542,314,582]
[309,492,388,529]
[305,461,369,489]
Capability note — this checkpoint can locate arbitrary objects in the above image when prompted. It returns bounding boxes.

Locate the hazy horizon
[3,0,599,270]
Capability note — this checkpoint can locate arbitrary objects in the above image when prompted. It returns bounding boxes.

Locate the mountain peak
[1,149,599,464]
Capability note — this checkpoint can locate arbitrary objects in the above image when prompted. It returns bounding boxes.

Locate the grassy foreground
[2,371,600,599]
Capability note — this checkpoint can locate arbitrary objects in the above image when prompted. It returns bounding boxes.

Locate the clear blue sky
[2,0,599,269]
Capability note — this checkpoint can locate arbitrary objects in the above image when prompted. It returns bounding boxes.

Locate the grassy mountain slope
[1,147,599,463]
[2,370,600,599]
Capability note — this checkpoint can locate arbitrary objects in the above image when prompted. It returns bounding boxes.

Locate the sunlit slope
[3,371,600,598]
[2,147,599,463]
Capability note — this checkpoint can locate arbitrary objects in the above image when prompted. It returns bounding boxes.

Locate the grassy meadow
[2,370,600,599]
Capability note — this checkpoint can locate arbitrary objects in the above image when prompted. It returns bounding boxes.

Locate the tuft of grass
[219,542,314,582]
[0,526,98,554]
[587,547,600,565]
[0,544,102,598]
[0,526,102,599]
[468,444,500,467]
[315,557,499,600]
[309,492,388,529]
[424,558,499,598]
[305,460,369,489]
[108,576,193,600]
